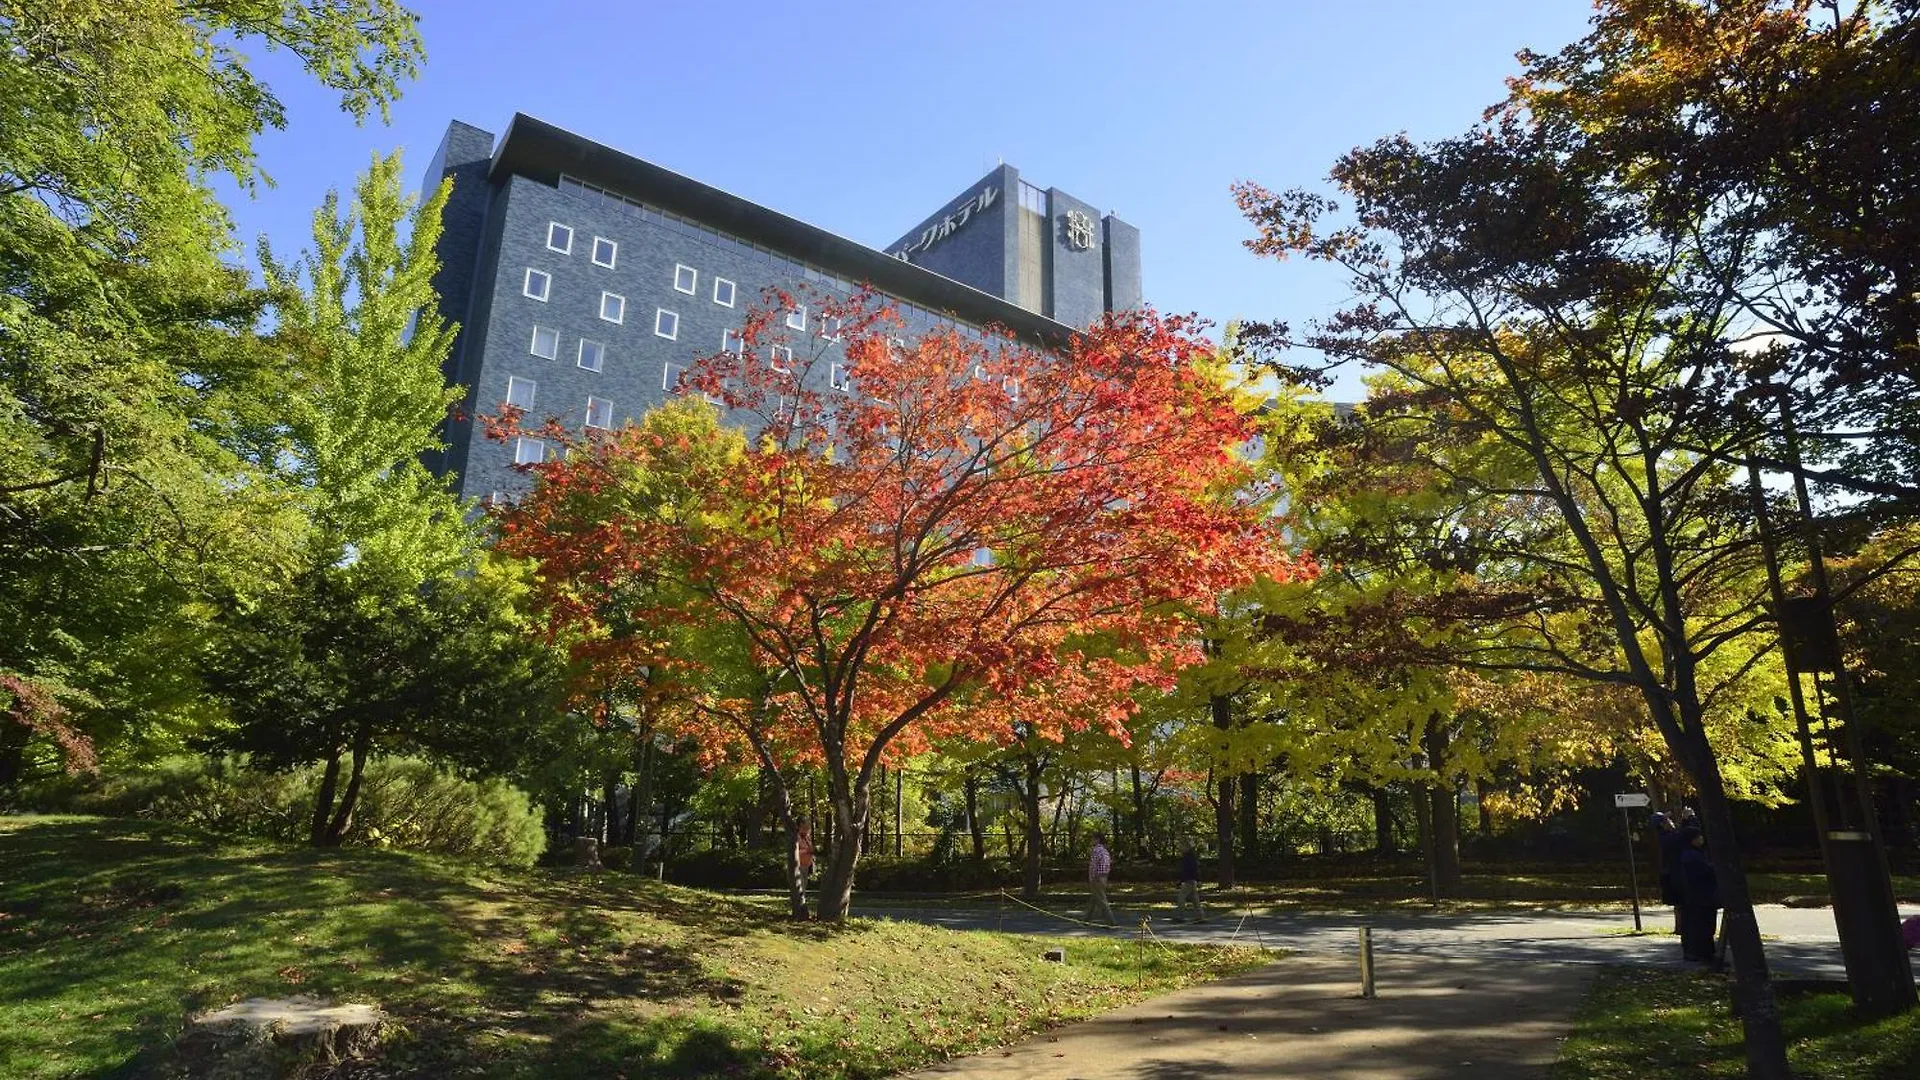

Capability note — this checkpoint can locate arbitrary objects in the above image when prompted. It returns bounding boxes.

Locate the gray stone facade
[420,115,1142,501]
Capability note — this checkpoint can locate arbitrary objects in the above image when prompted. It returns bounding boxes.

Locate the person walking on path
[1174,842,1207,923]
[1677,826,1720,962]
[1652,812,1684,937]
[1087,833,1118,926]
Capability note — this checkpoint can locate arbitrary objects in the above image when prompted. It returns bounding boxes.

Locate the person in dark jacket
[1652,812,1684,932]
[1174,842,1207,923]
[1677,827,1719,962]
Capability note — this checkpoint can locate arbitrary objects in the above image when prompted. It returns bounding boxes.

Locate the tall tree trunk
[601,774,619,847]
[817,763,871,922]
[1475,778,1494,834]
[1424,723,1461,893]
[1413,771,1438,903]
[964,768,986,863]
[1238,771,1260,862]
[1372,785,1395,855]
[1022,755,1045,899]
[1210,694,1236,887]
[323,723,373,846]
[309,749,343,848]
[1686,727,1791,1080]
[1129,764,1148,857]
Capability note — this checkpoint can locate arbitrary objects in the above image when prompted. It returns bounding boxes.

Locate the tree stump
[178,996,384,1078]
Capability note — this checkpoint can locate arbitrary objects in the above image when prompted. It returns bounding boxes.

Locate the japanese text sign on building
[894,187,998,260]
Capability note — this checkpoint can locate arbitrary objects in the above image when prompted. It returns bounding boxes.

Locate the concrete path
[866,899,1919,1078]
[896,952,1590,1080]
[855,899,1920,980]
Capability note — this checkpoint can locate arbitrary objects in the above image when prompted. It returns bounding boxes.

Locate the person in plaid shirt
[1087,833,1117,926]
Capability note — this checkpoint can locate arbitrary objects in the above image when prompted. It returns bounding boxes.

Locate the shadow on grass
[0,818,867,1078]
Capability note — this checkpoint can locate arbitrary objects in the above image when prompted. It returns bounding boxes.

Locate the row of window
[524,259,737,310]
[545,221,620,268]
[507,380,614,428]
[557,173,994,341]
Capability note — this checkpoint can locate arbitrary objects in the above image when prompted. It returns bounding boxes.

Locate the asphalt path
[852,897,1920,980]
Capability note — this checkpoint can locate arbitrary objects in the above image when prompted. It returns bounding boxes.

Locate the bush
[17,755,546,866]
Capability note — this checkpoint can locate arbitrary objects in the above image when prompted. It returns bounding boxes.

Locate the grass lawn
[1553,966,1920,1079]
[0,816,1270,1079]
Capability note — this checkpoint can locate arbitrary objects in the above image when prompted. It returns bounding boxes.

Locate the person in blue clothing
[1652,812,1684,936]
[1173,842,1207,923]
[1677,826,1720,962]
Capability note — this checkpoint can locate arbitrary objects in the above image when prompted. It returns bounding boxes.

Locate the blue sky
[226,1,1597,397]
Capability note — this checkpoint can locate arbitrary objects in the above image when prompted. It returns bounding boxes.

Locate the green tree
[205,154,551,844]
[0,0,424,786]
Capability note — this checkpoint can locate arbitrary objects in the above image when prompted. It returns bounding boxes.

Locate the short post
[1622,809,1643,932]
[1614,794,1648,932]
[1358,926,1376,999]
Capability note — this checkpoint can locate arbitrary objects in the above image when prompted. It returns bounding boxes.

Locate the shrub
[16,755,546,866]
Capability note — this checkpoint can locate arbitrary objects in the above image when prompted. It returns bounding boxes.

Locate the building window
[546,222,573,254]
[819,315,842,342]
[600,292,625,323]
[655,308,678,340]
[592,236,617,268]
[514,436,546,465]
[1018,180,1047,214]
[584,395,613,430]
[713,277,736,307]
[530,325,559,359]
[768,344,793,373]
[578,339,605,372]
[505,375,536,408]
[787,305,807,331]
[722,328,745,355]
[523,268,551,302]
[663,362,687,394]
[830,362,851,392]
[673,264,697,294]
[1003,376,1021,402]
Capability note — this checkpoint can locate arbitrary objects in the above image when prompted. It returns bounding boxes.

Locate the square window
[654,308,678,340]
[768,344,794,373]
[722,328,745,355]
[592,236,617,268]
[506,375,536,408]
[673,264,697,294]
[530,325,559,359]
[600,292,625,323]
[820,316,842,342]
[663,362,687,394]
[514,436,547,465]
[830,362,851,392]
[584,396,613,430]
[524,268,551,302]
[787,305,807,331]
[547,222,573,254]
[713,277,736,307]
[578,339,605,372]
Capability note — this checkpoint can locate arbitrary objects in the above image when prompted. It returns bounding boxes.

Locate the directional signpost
[1615,793,1650,931]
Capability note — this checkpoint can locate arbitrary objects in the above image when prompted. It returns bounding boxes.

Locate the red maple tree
[493,290,1300,919]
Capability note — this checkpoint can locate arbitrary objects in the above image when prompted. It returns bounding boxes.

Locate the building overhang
[486,113,1077,348]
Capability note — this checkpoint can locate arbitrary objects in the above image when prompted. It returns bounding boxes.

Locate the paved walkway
[856,899,1920,980]
[865,899,1919,1078]
[897,952,1590,1080]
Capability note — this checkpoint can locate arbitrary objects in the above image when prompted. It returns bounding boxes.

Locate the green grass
[1553,967,1920,1079]
[0,816,1270,1079]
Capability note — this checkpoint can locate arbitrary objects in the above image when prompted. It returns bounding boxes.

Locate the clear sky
[226,1,1598,398]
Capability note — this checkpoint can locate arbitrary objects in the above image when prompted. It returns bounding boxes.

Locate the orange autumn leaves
[490,293,1305,772]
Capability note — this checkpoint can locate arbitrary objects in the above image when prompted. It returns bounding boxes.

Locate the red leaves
[494,294,1305,775]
